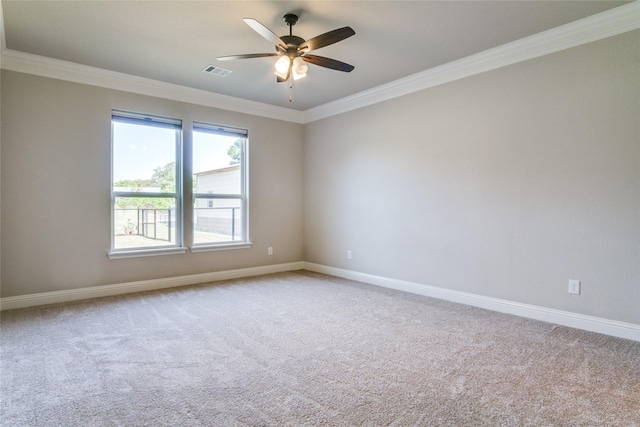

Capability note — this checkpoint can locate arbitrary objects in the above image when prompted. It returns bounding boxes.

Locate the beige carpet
[1,271,639,426]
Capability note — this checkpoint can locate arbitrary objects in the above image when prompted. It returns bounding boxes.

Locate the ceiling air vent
[203,65,232,77]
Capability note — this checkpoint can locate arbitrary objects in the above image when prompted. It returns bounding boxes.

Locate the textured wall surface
[2,31,639,325]
[1,71,304,297]
[304,31,640,324]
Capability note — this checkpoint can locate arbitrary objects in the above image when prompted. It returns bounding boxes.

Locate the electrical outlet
[347,250,352,260]
[568,279,580,295]
[267,247,273,256]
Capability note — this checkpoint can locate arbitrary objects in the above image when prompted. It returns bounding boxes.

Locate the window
[192,122,248,248]
[110,111,183,256]
[109,112,249,258]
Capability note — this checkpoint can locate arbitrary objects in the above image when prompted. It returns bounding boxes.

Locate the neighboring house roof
[194,164,240,176]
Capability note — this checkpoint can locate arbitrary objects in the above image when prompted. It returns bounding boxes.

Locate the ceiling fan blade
[243,18,287,51]
[298,27,355,53]
[217,53,280,61]
[302,54,355,72]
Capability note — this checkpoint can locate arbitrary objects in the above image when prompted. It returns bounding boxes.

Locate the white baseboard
[304,262,640,342]
[0,262,305,311]
[3,261,637,342]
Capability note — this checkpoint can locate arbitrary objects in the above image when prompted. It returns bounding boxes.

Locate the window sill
[190,242,253,253]
[108,247,188,259]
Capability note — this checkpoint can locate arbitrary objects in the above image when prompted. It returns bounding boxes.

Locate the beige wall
[2,31,638,325]
[1,71,304,297]
[304,31,640,324]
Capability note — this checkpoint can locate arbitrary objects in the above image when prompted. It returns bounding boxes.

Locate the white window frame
[191,122,250,252]
[108,110,186,259]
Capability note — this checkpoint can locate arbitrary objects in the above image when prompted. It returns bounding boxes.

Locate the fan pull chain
[289,73,293,102]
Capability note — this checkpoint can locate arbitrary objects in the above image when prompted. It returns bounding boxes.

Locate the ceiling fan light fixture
[274,56,291,78]
[292,69,306,80]
[292,57,308,79]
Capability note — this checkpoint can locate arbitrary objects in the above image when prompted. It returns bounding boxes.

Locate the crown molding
[1,2,638,125]
[0,49,305,124]
[303,1,640,123]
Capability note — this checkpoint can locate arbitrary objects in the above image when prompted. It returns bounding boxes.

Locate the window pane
[114,197,177,249]
[193,198,243,244]
[193,132,242,195]
[113,121,177,194]
[111,112,182,253]
[193,126,246,246]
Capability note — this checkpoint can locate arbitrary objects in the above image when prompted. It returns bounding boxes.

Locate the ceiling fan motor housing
[283,14,299,27]
[281,14,304,57]
[279,35,306,56]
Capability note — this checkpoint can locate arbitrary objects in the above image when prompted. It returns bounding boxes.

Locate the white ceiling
[1,1,630,111]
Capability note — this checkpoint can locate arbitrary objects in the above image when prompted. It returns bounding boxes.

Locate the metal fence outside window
[114,208,173,242]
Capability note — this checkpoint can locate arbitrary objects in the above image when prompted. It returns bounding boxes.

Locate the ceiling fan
[217,14,355,84]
